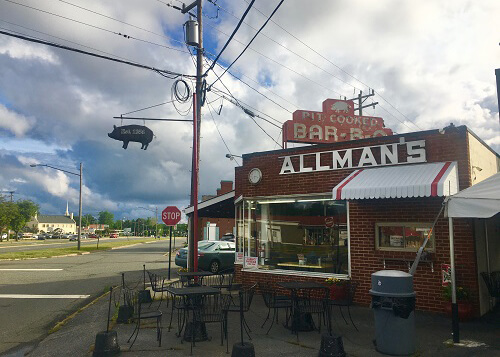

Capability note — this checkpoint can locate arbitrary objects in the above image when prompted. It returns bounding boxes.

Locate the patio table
[277,281,328,332]
[165,285,220,342]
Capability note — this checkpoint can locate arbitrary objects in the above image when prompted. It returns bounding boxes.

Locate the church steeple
[65,201,69,216]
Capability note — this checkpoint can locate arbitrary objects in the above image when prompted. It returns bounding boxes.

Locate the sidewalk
[26,288,499,357]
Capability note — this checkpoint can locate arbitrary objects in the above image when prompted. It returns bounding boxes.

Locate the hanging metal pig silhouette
[108,125,154,150]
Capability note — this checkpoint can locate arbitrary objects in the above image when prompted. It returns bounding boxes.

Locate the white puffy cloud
[0,104,33,136]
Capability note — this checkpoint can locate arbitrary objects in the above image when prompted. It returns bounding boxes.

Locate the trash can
[370,270,416,355]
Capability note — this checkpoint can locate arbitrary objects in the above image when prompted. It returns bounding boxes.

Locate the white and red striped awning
[333,162,458,200]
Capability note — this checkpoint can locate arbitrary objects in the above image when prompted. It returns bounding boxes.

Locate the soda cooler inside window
[376,223,434,251]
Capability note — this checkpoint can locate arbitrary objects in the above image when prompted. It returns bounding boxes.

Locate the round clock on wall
[248,168,262,184]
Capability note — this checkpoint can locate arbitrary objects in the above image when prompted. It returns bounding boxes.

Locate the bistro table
[277,281,328,332]
[165,285,220,343]
[177,271,213,286]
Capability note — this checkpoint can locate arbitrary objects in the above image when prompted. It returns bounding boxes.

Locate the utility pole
[348,89,378,115]
[183,0,203,272]
[78,162,82,250]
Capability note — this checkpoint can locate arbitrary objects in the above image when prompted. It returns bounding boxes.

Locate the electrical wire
[208,0,285,89]
[0,18,147,65]
[121,100,175,116]
[205,54,294,116]
[55,0,188,48]
[207,0,359,93]
[215,76,282,147]
[203,0,255,76]
[241,0,422,130]
[3,0,190,54]
[203,21,344,98]
[210,86,283,126]
[0,28,195,79]
[206,98,240,166]
[171,79,193,116]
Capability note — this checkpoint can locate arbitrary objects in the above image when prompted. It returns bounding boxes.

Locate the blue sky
[0,0,498,222]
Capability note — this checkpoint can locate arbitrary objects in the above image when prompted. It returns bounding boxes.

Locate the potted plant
[325,277,349,300]
[442,285,474,320]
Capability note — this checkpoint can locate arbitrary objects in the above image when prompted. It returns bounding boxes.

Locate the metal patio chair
[223,283,257,341]
[147,270,170,309]
[259,282,292,334]
[327,281,359,331]
[123,287,162,350]
[191,294,232,354]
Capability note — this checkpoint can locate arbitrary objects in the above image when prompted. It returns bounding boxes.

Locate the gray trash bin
[370,270,416,356]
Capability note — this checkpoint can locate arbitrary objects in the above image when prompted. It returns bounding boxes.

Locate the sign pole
[168,226,173,280]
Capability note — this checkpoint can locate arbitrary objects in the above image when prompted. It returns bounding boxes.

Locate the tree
[83,214,97,227]
[0,199,18,241]
[98,211,114,226]
[17,200,39,223]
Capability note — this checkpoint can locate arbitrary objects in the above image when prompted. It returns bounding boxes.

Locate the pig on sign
[162,206,181,226]
[108,125,154,150]
[330,101,350,113]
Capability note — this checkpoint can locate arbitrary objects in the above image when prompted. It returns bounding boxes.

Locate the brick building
[233,125,499,317]
[184,180,235,241]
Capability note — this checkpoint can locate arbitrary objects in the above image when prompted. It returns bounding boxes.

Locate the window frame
[375,222,435,252]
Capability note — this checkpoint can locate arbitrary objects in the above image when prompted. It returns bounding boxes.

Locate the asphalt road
[0,237,186,356]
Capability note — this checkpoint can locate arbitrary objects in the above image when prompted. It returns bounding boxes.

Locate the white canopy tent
[445,172,500,343]
[446,172,500,219]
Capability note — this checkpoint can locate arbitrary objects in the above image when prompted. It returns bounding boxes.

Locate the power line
[204,0,255,76]
[205,54,295,115]
[55,0,187,48]
[3,0,190,54]
[207,0,360,92]
[0,19,152,66]
[121,100,175,116]
[241,0,421,130]
[0,29,196,79]
[215,77,282,147]
[206,98,240,166]
[208,0,285,89]
[158,0,346,100]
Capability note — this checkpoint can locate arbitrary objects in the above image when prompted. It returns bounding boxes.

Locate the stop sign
[162,206,181,226]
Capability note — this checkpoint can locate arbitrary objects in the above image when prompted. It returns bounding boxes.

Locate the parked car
[110,233,118,238]
[69,235,78,241]
[1,233,7,240]
[175,240,236,273]
[88,233,99,239]
[36,235,45,240]
[220,233,235,242]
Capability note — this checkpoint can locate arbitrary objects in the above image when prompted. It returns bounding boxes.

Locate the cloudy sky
[0,0,498,222]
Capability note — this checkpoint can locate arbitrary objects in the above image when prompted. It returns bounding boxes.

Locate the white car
[1,233,7,239]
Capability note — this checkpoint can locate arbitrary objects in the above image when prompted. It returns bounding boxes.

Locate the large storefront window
[237,197,348,274]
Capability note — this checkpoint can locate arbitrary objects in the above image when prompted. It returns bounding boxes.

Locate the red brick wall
[235,126,482,315]
[197,217,235,240]
[217,181,233,196]
[349,197,478,315]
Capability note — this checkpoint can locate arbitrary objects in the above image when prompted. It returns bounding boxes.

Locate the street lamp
[138,206,158,239]
[30,163,83,250]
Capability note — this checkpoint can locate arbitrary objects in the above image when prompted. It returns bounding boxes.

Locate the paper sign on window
[245,257,258,267]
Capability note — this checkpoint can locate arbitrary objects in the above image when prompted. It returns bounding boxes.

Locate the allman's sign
[279,138,426,175]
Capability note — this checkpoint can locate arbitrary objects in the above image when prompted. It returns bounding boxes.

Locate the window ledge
[241,266,349,279]
[380,257,434,272]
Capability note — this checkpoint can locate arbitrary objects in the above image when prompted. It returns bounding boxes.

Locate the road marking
[0,269,63,271]
[0,294,90,299]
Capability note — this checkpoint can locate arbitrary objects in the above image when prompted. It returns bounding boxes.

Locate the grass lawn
[0,238,156,260]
